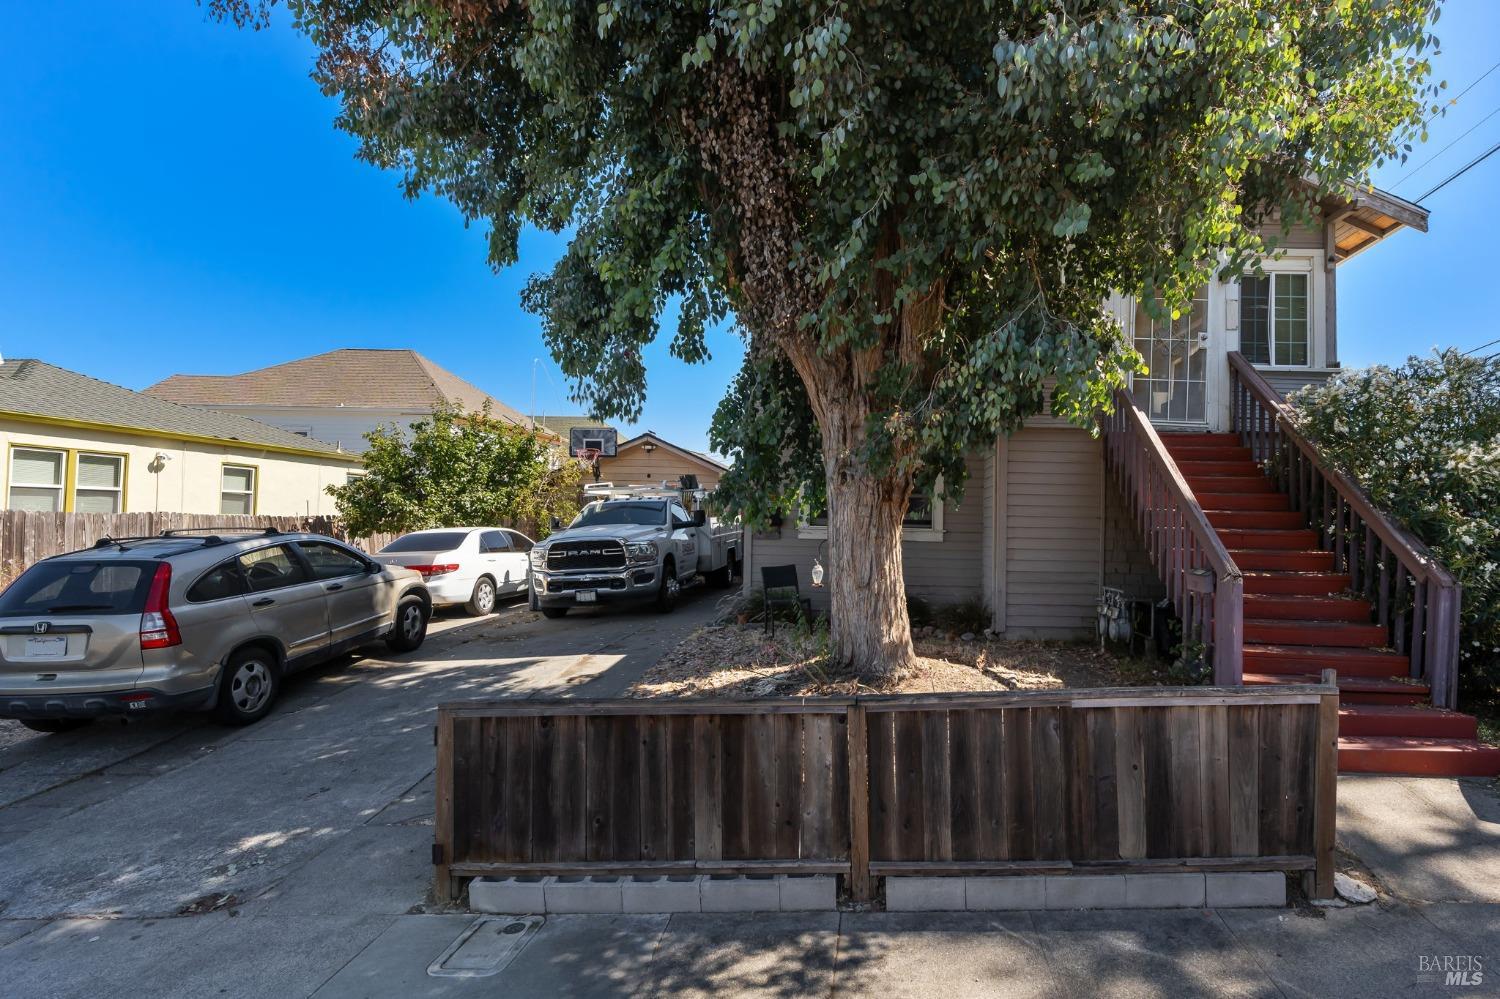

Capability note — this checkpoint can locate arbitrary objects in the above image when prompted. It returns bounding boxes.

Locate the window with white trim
[8,447,66,512]
[75,453,125,513]
[798,481,945,542]
[1240,271,1310,367]
[221,465,257,515]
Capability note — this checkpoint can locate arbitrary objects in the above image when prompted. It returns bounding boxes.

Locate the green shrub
[1290,349,1500,712]
[906,594,935,629]
[935,595,991,636]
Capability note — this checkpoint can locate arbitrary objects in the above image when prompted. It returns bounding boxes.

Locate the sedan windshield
[380,531,470,554]
[570,502,667,528]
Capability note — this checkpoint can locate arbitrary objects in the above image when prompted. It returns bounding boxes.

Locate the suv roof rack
[159,526,284,538]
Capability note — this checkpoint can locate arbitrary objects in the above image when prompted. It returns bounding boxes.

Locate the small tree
[216,0,1439,681]
[1292,350,1500,712]
[329,403,585,538]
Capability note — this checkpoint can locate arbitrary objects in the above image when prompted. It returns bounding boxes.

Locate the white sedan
[374,527,534,615]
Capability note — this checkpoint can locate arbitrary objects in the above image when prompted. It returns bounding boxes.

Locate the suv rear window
[0,560,155,616]
[380,532,471,553]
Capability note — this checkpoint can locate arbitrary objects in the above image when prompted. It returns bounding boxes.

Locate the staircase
[1163,432,1500,777]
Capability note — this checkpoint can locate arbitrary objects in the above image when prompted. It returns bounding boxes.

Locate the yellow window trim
[4,443,132,513]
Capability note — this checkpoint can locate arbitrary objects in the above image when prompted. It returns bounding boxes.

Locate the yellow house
[0,359,363,517]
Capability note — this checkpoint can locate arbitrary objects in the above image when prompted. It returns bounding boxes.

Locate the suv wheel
[20,718,93,734]
[466,576,497,616]
[541,607,568,619]
[214,647,280,726]
[656,560,680,613]
[387,595,429,653]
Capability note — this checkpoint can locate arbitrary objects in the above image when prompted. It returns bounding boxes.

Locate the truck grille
[546,541,626,570]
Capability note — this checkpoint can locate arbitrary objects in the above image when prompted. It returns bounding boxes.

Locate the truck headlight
[626,541,657,565]
[529,548,547,569]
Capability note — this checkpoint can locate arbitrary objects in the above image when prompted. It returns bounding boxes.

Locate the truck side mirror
[692,510,706,528]
[550,516,562,531]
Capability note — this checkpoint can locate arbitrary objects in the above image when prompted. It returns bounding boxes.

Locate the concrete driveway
[0,590,722,996]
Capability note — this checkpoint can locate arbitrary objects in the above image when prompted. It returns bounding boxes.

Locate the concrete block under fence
[543,876,625,914]
[700,874,781,912]
[778,875,838,911]
[469,876,548,914]
[622,875,702,913]
[1123,873,1207,909]
[1206,872,1286,908]
[1044,875,1127,910]
[885,876,966,912]
[964,876,1047,911]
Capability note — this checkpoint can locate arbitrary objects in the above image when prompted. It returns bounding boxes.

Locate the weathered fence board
[0,510,395,582]
[435,683,1339,900]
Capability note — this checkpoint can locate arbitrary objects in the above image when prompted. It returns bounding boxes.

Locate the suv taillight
[139,562,181,650]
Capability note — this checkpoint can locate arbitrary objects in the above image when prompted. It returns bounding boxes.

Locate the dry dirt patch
[629,623,1150,699]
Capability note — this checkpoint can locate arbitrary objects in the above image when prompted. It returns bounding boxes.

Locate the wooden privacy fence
[434,680,1339,901]
[0,510,397,579]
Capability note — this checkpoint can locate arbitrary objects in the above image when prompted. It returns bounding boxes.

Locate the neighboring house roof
[615,431,730,472]
[533,415,620,438]
[143,348,534,428]
[0,359,357,459]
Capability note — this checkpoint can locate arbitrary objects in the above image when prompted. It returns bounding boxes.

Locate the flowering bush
[1290,350,1500,710]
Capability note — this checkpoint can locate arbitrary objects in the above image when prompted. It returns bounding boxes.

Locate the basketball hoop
[577,447,602,466]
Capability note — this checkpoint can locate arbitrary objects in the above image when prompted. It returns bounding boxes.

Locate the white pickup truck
[527,484,743,617]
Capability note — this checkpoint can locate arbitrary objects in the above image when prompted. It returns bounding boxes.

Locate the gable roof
[144,348,532,427]
[616,431,729,472]
[0,359,357,459]
[533,415,620,438]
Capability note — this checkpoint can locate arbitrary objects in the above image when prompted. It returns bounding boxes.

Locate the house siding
[595,447,722,489]
[999,427,1104,639]
[174,405,431,455]
[742,453,986,611]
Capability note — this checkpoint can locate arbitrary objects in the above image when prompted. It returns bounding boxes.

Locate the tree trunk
[815,406,918,684]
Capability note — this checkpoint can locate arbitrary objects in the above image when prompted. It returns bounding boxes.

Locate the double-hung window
[221,465,257,515]
[8,447,66,512]
[75,453,125,513]
[799,481,945,542]
[1240,271,1310,367]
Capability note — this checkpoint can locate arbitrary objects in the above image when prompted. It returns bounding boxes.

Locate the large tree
[216,0,1439,681]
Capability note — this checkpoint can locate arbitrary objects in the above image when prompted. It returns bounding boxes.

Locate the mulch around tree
[628,623,1156,699]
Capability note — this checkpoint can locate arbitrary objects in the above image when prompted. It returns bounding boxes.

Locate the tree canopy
[217,0,1442,675]
[328,403,584,538]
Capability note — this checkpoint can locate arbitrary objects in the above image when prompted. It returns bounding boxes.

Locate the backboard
[568,426,618,458]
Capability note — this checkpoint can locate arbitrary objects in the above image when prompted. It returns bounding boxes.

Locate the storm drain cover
[427,916,544,978]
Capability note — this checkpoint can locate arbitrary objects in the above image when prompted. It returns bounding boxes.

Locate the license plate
[25,635,67,658]
[575,589,597,604]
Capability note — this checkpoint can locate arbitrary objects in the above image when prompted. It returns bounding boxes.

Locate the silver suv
[0,529,431,731]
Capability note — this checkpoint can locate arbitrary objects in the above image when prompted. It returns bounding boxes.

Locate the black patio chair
[760,564,812,637]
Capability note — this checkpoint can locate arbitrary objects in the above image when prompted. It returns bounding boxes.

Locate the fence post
[846,702,872,903]
[433,706,456,901]
[1308,669,1339,900]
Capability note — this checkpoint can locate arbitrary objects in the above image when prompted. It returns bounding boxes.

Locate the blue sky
[1,3,1496,456]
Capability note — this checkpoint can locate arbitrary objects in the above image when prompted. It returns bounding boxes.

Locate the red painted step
[1241,571,1352,595]
[1243,643,1408,679]
[1186,475,1276,494]
[1176,460,1263,477]
[1244,619,1387,648]
[1217,528,1321,550]
[1338,736,1500,777]
[1230,549,1336,571]
[1340,705,1479,740]
[1244,672,1430,705]
[1198,492,1291,511]
[1206,510,1306,530]
[1243,594,1372,621]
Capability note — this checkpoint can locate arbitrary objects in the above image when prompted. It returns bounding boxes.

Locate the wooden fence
[434,680,1339,901]
[0,510,398,580]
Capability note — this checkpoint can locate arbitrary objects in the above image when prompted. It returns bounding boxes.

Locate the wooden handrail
[1228,352,1462,708]
[1103,388,1244,685]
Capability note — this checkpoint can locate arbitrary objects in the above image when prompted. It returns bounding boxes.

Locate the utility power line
[1393,103,1500,189]
[1421,58,1500,129]
[1416,138,1500,202]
